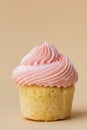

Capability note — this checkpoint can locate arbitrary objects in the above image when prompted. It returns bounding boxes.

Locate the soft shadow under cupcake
[71,109,87,120]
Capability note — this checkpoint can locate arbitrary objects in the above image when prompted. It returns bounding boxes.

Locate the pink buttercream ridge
[12,41,78,87]
[21,42,59,65]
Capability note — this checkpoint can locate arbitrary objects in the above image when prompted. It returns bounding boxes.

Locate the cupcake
[12,42,78,121]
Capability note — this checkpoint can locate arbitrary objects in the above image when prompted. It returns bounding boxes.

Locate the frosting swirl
[12,42,78,88]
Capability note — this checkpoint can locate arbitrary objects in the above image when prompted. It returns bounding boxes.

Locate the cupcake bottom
[19,85,75,121]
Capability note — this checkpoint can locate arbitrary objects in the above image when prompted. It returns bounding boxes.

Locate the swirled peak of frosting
[21,42,59,65]
[12,41,78,88]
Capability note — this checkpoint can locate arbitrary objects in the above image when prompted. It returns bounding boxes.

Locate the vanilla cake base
[19,85,74,121]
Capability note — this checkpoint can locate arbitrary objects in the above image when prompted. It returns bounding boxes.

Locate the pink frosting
[12,42,78,88]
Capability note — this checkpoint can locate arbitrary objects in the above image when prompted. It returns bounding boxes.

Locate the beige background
[0,0,87,129]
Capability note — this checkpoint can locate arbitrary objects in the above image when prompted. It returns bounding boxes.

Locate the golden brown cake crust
[19,85,75,121]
